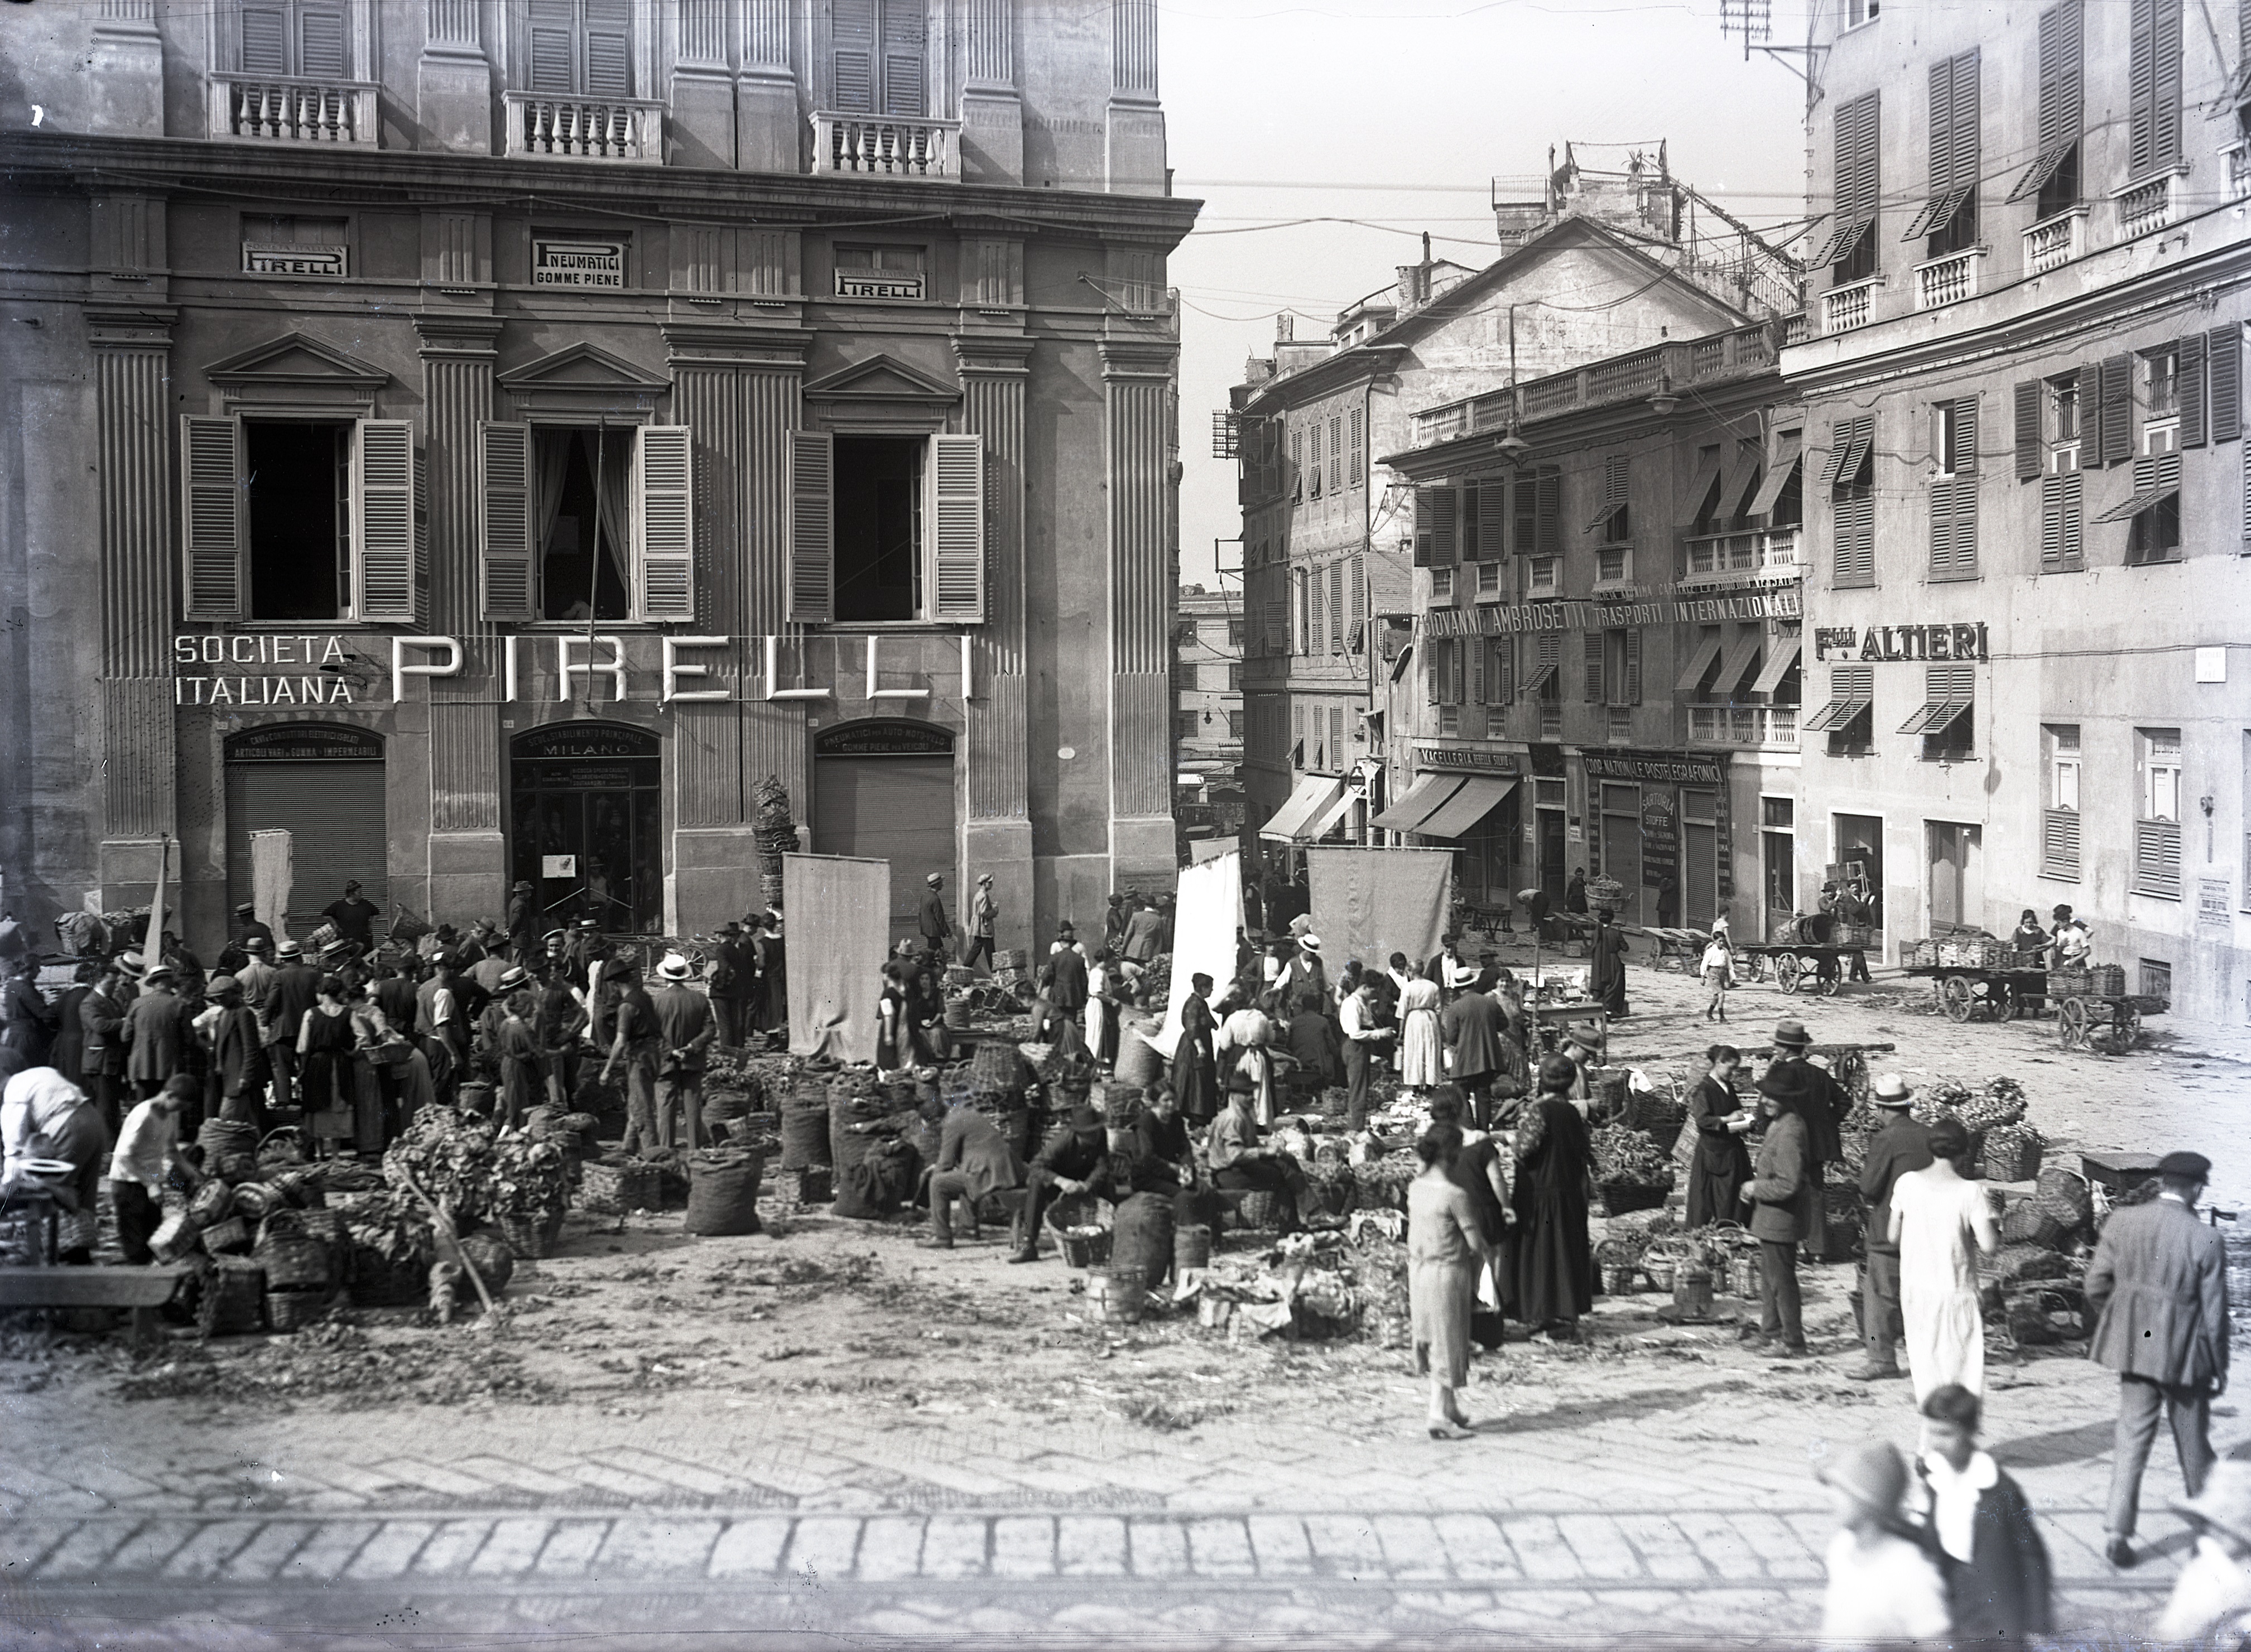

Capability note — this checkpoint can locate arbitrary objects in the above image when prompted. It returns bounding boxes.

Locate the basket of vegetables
[1590,1124,1676,1216]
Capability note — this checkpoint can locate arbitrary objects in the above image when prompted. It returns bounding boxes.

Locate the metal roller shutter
[812,755,956,935]
[226,760,388,931]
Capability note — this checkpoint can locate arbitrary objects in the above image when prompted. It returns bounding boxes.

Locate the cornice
[84,302,179,347]
[1381,366,1785,480]
[0,132,1202,249]
[1240,345,1410,415]
[952,333,1037,372]
[658,319,814,368]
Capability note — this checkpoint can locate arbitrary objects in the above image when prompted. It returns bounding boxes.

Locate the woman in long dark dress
[295,975,358,1157]
[1501,1053,1596,1339]
[1685,1043,1754,1228]
[1588,913,1629,1018]
[1171,973,1220,1124]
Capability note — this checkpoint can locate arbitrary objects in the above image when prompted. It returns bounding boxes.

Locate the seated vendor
[1129,1083,1197,1189]
[922,1093,1025,1250]
[1205,1069,1321,1234]
[1009,1104,1110,1264]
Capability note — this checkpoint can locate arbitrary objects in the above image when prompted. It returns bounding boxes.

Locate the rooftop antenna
[1719,0,1826,108]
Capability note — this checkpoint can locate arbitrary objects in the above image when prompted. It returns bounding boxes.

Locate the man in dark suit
[918,873,951,970]
[1039,927,1089,1043]
[506,880,539,961]
[709,920,754,1049]
[122,964,195,1105]
[2088,1150,2231,1569]
[1850,1073,1932,1381]
[923,1095,1025,1249]
[76,961,131,1134]
[261,939,323,1111]
[1439,979,1509,1129]
[1008,1105,1109,1263]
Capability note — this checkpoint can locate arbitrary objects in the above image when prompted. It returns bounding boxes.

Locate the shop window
[2139,957,2172,998]
[2133,727,2182,898]
[784,431,983,624]
[525,0,633,96]
[2041,723,2081,879]
[182,415,424,625]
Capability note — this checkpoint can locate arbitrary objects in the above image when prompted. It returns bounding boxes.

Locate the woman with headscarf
[1408,1123,1498,1439]
[1396,962,1444,1101]
[1501,1054,1597,1341]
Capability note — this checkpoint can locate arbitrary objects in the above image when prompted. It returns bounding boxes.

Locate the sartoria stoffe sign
[1420,588,1801,638]
[1813,624,1991,663]
[532,239,627,288]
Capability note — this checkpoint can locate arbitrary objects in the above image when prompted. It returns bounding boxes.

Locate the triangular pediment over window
[802,353,961,406]
[205,331,390,391]
[497,343,673,395]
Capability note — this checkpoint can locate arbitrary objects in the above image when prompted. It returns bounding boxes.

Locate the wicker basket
[187,1180,234,1227]
[2091,964,2127,999]
[197,1257,266,1338]
[580,1160,663,1215]
[495,1206,567,1260]
[264,1288,328,1333]
[254,1215,332,1292]
[199,1216,252,1255]
[2048,967,2093,997]
[1979,1134,2044,1183]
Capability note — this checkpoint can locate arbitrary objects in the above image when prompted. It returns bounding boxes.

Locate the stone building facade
[0,0,1193,955]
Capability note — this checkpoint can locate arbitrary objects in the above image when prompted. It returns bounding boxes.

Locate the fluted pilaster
[957,335,1033,821]
[1103,337,1176,827]
[91,307,177,842]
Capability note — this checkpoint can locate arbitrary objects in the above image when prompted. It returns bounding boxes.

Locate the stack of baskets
[1936,934,2009,969]
[2090,963,2127,999]
[254,1211,334,1331]
[1904,938,1939,969]
[2048,967,2093,997]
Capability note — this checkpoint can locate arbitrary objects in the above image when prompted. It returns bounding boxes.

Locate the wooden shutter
[1350,554,1366,620]
[1583,632,1604,704]
[1412,487,1436,566]
[2099,354,2133,466]
[2014,381,2042,481]
[2040,471,2084,571]
[1428,488,1458,567]
[634,426,695,620]
[2129,0,2183,175]
[2152,0,2182,171]
[1474,483,1507,563]
[2040,2,2083,153]
[1349,408,1364,483]
[1947,50,1979,197]
[584,0,633,96]
[1535,470,1561,555]
[239,3,288,72]
[1309,569,1324,652]
[1488,638,1513,704]
[2180,331,2207,449]
[787,430,834,623]
[1833,485,1875,586]
[833,0,876,112]
[1513,476,1536,555]
[1930,478,1957,577]
[181,415,246,622]
[928,433,985,622]
[353,420,417,623]
[1623,630,1642,705]
[297,2,348,76]
[881,0,927,116]
[1927,56,1956,202]
[1328,562,1344,651]
[1836,91,1881,230]
[528,0,574,91]
[2211,326,2242,445]
[1954,398,1978,473]
[479,422,537,621]
[1466,635,1483,703]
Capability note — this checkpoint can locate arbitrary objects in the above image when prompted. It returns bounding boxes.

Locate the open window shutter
[1836,487,1875,586]
[1488,638,1513,704]
[2099,354,2133,466]
[1583,633,1604,704]
[1426,640,1442,706]
[929,433,986,622]
[1624,631,1642,705]
[297,3,348,76]
[1428,488,1458,567]
[239,4,287,72]
[787,431,834,623]
[584,0,634,97]
[1476,484,1507,562]
[880,0,926,117]
[1927,57,1956,205]
[1535,471,1561,555]
[353,420,417,623]
[528,0,574,91]
[2040,475,2065,570]
[1466,637,1483,703]
[833,0,876,112]
[1412,487,1436,566]
[1930,477,1956,576]
[1513,476,1536,555]
[1949,50,1979,197]
[1349,408,1364,483]
[2038,2,2082,152]
[2179,332,2207,449]
[1952,471,1978,572]
[1328,563,1344,651]
[2211,326,2242,444]
[2152,0,2182,171]
[413,445,429,626]
[181,416,246,622]
[2129,0,2158,175]
[1350,555,1365,620]
[634,426,695,621]
[2014,382,2041,480]
[478,422,536,621]
[1955,398,1978,473]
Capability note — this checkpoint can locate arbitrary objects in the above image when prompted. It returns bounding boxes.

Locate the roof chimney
[1275,313,1295,343]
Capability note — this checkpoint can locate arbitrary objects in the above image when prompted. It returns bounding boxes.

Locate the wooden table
[1527,1002,1608,1063]
[0,1263,189,1345]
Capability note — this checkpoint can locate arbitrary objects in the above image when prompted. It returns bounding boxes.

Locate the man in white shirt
[1337,979,1394,1130]
[109,1073,197,1263]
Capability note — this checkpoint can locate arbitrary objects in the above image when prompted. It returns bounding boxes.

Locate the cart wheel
[1939,975,1974,1023]
[1816,956,1843,996]
[1995,980,2021,1021]
[2058,997,2090,1049]
[1775,953,1802,994]
[2118,1004,2143,1043]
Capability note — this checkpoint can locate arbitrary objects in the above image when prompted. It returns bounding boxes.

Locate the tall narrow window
[2134,728,2183,897]
[238,0,351,76]
[1814,92,1882,282]
[527,0,633,95]
[1909,50,1980,256]
[1348,408,1365,485]
[2127,0,2184,180]
[2010,1,2083,215]
[1829,416,1876,587]
[1930,398,1979,579]
[2041,723,2082,878]
[832,0,926,117]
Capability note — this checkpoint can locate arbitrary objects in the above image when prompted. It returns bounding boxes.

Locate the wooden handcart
[1902,964,2051,1023]
[2054,990,2167,1051]
[1733,941,1870,996]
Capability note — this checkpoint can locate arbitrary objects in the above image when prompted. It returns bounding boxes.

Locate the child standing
[1911,1383,2053,1640]
[1818,1441,1952,1647]
[1701,930,1734,1022]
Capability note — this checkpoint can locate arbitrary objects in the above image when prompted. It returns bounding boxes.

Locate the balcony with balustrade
[1678,526,1801,593]
[2023,206,2087,276]
[811,112,960,179]
[1821,277,1879,335]
[1690,704,1797,749]
[502,91,663,162]
[210,73,379,145]
[2114,171,2182,240]
[1913,247,1984,310]
[2225,140,2251,203]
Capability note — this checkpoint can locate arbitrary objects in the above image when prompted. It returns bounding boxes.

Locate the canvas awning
[1369,772,1465,834]
[1801,688,1873,733]
[1746,431,1803,517]
[1709,630,1766,697]
[1675,630,1724,693]
[1715,445,1764,522]
[1299,783,1361,843]
[1675,447,1724,528]
[1749,634,1803,696]
[1417,777,1519,840]
[1259,773,1347,842]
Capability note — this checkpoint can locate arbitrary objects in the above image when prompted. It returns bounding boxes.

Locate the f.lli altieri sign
[1812,624,1992,663]
[1420,587,1801,639]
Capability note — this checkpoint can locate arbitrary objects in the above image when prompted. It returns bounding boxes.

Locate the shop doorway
[812,720,958,937]
[509,723,663,933]
[1599,784,1643,926]
[1926,821,1980,933]
[1763,797,1796,940]
[1535,798,1567,906]
[1683,788,1719,930]
[1832,812,1887,933]
[225,723,388,932]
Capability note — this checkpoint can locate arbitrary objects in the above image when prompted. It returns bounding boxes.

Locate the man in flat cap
[2086,1149,2231,1569]
[918,873,951,972]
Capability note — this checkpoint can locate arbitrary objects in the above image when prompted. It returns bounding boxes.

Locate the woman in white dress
[1397,962,1444,1097]
[1887,1115,2000,1403]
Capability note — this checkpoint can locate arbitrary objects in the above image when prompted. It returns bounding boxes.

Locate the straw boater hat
[1870,1073,1915,1107]
[1300,935,1322,953]
[977,873,993,885]
[497,966,530,991]
[926,872,944,885]
[2175,1461,2251,1547]
[233,903,256,918]
[117,950,146,977]
[656,953,693,982]
[142,964,175,985]
[276,940,303,961]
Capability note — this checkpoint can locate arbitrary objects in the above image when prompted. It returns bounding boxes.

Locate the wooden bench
[0,1264,190,1346]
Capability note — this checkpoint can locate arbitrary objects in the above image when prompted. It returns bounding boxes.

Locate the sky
[1158,0,1819,593]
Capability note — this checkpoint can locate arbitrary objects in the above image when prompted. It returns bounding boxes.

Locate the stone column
[1107,0,1166,195]
[960,0,1022,185]
[89,0,163,136]
[955,330,1035,956]
[417,0,492,155]
[89,302,179,910]
[416,312,505,926]
[670,0,737,169]
[737,0,798,176]
[1102,334,1179,891]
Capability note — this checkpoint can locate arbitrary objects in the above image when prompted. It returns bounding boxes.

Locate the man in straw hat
[2155,1460,2251,1641]
[650,952,714,1151]
[1815,1439,1951,1644]
[121,964,194,1106]
[917,872,951,971]
[1849,1072,1932,1381]
[2087,1148,2230,1569]
[961,873,999,975]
